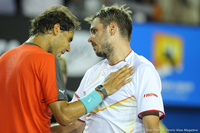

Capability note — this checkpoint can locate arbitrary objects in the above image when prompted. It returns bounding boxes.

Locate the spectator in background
[158,0,200,25]
[127,0,162,23]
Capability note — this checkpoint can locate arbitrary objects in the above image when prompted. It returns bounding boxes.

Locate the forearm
[49,90,103,126]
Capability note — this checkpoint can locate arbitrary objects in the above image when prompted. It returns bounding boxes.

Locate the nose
[88,35,94,43]
[66,44,70,52]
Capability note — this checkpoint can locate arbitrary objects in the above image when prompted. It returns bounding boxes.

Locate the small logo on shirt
[41,98,46,103]
[144,93,158,98]
[87,97,92,102]
[74,93,80,98]
[59,89,65,94]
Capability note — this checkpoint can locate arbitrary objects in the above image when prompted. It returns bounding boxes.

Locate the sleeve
[54,57,68,100]
[135,64,165,120]
[71,69,93,122]
[40,55,67,104]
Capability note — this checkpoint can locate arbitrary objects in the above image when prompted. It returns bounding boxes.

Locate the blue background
[130,22,200,131]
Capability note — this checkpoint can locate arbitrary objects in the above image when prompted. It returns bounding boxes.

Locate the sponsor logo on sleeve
[74,93,80,98]
[59,89,65,94]
[144,93,158,98]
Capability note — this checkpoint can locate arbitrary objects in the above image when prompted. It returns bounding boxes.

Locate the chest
[83,67,136,108]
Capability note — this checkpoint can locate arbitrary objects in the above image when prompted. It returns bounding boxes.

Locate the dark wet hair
[29,5,81,36]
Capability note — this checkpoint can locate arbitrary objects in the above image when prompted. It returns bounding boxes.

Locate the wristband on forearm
[78,90,102,114]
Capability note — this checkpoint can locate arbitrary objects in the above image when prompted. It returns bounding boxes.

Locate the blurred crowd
[0,0,200,25]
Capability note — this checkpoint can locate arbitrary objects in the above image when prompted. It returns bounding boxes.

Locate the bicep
[135,64,164,119]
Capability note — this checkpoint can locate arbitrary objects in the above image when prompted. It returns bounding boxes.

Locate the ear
[109,21,117,36]
[53,23,61,36]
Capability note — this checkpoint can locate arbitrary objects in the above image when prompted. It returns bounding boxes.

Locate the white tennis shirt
[72,51,165,133]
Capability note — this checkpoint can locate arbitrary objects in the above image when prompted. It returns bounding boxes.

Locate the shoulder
[130,52,155,72]
[128,52,159,79]
[25,50,57,72]
[30,50,55,63]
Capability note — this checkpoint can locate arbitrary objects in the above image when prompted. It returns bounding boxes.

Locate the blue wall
[130,22,200,131]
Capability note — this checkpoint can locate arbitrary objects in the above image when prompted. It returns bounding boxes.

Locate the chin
[96,51,106,58]
[58,54,62,57]
[53,53,60,57]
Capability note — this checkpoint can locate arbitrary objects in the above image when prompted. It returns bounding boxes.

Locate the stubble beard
[95,42,113,58]
[95,30,113,58]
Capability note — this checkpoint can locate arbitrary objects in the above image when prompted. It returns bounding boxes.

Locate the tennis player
[52,4,165,133]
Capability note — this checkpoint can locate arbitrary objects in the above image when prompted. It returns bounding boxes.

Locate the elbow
[49,101,75,126]
[56,113,74,126]
[49,101,82,126]
[55,106,76,126]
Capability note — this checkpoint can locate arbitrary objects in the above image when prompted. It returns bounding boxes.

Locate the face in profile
[88,18,113,58]
[49,30,74,57]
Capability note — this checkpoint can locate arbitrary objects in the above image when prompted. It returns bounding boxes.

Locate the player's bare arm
[142,111,160,133]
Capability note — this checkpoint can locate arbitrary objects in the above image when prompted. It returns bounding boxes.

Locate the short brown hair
[29,5,81,36]
[85,4,132,41]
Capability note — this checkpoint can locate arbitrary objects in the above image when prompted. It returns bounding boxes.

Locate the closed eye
[69,37,73,42]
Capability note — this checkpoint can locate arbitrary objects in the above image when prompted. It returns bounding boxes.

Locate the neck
[25,35,50,52]
[107,41,132,65]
